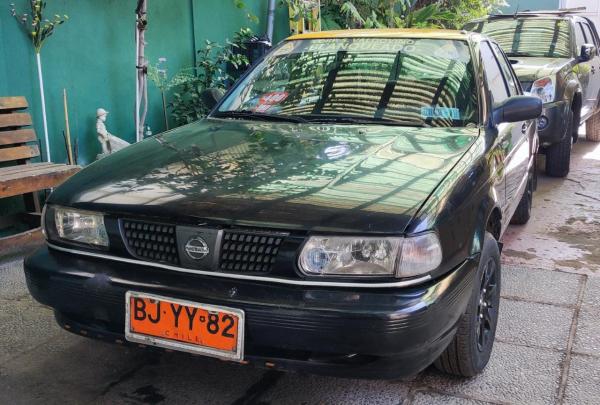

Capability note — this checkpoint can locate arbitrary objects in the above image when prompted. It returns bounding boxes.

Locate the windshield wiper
[212,110,308,123]
[299,114,425,127]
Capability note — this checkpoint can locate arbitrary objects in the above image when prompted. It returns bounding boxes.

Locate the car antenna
[513,2,520,19]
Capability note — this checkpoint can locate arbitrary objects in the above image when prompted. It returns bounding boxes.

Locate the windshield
[466,18,571,58]
[216,38,478,128]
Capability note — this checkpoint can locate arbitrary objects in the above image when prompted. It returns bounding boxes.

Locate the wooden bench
[0,96,80,254]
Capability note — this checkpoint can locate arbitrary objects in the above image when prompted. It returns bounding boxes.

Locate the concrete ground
[1,136,600,405]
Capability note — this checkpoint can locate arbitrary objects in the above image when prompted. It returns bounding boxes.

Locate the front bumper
[24,245,477,379]
[538,100,570,147]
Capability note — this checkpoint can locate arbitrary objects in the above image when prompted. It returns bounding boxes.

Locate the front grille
[219,230,285,273]
[121,220,179,265]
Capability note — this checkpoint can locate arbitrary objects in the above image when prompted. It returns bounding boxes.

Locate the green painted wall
[2,0,136,165]
[0,0,291,221]
[0,16,7,96]
[0,0,290,166]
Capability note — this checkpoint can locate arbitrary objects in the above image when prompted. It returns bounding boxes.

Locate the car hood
[508,56,572,83]
[50,119,478,234]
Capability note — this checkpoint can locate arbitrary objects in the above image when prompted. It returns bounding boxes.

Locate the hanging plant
[10,1,68,54]
[10,1,68,163]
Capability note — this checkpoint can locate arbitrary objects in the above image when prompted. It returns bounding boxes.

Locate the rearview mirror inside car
[200,88,225,110]
[580,44,597,61]
[493,96,542,124]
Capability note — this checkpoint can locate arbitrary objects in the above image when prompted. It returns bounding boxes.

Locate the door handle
[592,66,596,74]
[521,123,528,134]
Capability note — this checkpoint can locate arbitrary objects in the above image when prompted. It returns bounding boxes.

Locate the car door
[580,21,600,115]
[491,42,534,217]
[574,21,595,118]
[481,41,531,222]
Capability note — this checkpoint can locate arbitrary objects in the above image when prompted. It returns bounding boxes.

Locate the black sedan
[25,29,541,379]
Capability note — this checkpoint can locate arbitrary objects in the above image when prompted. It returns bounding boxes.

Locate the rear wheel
[586,111,600,142]
[510,172,533,225]
[546,116,572,177]
[434,232,501,377]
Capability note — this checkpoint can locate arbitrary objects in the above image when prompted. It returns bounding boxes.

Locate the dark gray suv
[465,10,600,177]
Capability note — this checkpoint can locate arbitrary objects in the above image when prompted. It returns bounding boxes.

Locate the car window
[490,43,519,96]
[581,23,597,46]
[217,38,479,128]
[575,22,587,47]
[480,42,509,103]
[467,18,571,58]
[586,21,600,44]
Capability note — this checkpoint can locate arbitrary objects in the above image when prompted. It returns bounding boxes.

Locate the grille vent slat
[122,220,179,265]
[219,230,284,273]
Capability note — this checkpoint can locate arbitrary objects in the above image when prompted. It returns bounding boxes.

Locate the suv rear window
[466,18,571,58]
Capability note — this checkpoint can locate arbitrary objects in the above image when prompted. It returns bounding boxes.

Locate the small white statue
[96,108,130,157]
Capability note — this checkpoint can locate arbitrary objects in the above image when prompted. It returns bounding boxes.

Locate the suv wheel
[510,172,533,225]
[586,111,600,142]
[546,116,572,177]
[434,232,501,377]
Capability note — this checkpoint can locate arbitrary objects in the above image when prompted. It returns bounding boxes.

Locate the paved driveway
[1,137,600,405]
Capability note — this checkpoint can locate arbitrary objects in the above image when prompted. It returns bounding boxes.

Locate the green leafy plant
[443,0,508,29]
[327,0,452,28]
[169,33,251,126]
[232,0,260,24]
[283,0,321,28]
[148,58,198,130]
[321,0,506,30]
[232,26,255,47]
[10,0,68,53]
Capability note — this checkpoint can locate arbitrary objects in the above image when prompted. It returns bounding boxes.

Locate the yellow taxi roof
[286,28,470,41]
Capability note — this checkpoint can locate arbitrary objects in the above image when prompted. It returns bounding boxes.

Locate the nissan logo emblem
[184,237,210,260]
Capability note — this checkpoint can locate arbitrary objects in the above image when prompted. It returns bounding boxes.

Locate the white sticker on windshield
[421,106,460,120]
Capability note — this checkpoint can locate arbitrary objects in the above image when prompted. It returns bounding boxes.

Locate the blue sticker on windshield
[421,106,460,120]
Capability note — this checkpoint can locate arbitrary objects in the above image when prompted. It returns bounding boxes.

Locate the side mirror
[580,44,596,61]
[493,95,542,124]
[200,88,225,110]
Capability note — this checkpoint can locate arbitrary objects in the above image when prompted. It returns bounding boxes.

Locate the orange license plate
[125,291,244,361]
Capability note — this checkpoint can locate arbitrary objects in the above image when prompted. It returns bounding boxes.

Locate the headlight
[530,76,555,103]
[298,233,442,278]
[48,206,109,247]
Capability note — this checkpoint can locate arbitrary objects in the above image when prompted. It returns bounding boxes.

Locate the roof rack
[520,7,586,14]
[488,7,587,19]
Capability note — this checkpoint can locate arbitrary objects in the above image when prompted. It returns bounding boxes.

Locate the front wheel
[545,129,572,177]
[434,232,501,377]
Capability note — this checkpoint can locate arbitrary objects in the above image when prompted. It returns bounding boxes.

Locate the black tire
[572,107,581,143]
[434,232,501,377]
[546,117,572,177]
[510,172,533,225]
